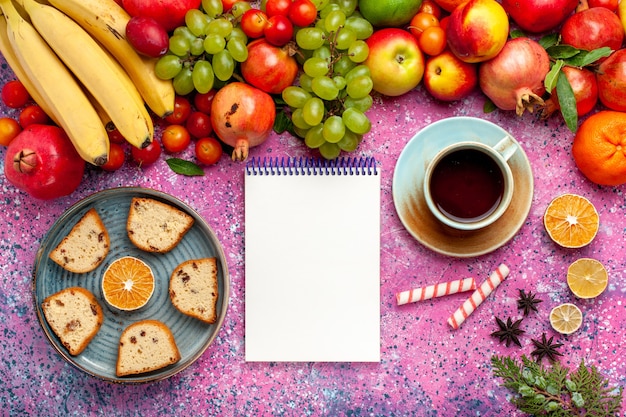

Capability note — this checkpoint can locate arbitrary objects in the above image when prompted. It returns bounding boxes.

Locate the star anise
[531,333,564,363]
[491,317,525,347]
[517,289,542,316]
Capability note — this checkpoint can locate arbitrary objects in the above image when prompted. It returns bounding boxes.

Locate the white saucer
[392,117,534,257]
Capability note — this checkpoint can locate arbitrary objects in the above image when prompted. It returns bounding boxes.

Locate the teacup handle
[493,135,518,162]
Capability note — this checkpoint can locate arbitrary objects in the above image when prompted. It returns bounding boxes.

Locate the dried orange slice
[549,303,583,335]
[543,194,599,248]
[102,256,155,311]
[567,258,608,299]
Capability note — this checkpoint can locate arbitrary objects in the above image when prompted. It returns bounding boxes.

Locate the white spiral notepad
[244,157,381,362]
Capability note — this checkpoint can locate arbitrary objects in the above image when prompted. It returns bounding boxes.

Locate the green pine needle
[491,355,623,416]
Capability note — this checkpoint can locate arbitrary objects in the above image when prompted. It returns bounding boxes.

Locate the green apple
[423,50,478,101]
[364,28,424,97]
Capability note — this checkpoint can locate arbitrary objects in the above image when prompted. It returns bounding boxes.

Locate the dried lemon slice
[567,258,608,299]
[550,303,583,335]
[102,256,155,311]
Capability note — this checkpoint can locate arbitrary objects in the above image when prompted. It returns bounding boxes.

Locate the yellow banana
[20,0,153,149]
[619,0,626,36]
[0,0,109,165]
[46,0,175,118]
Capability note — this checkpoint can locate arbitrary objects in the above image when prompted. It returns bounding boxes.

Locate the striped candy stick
[396,277,477,305]
[447,264,510,330]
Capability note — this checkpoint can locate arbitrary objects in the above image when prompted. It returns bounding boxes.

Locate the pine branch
[491,355,624,416]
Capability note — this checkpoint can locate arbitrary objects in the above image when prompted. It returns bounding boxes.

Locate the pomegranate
[597,49,626,111]
[542,66,598,118]
[4,124,85,200]
[501,0,578,33]
[210,82,275,161]
[240,39,299,95]
[560,7,624,52]
[478,37,550,116]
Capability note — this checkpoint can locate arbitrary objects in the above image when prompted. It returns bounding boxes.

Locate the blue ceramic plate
[392,117,534,257]
[33,187,229,383]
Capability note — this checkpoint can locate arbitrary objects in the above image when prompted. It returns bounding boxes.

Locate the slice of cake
[169,258,219,324]
[116,320,181,377]
[49,208,110,273]
[126,197,194,253]
[41,286,104,356]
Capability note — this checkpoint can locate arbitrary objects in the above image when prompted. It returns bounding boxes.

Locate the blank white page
[244,157,380,362]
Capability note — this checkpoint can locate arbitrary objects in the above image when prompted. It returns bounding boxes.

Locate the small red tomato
[265,0,292,16]
[221,0,239,11]
[240,9,268,38]
[106,126,126,144]
[408,12,439,41]
[417,0,443,19]
[19,105,50,128]
[418,26,446,56]
[193,90,216,115]
[195,136,223,165]
[101,142,126,171]
[165,96,192,124]
[131,138,161,166]
[264,15,293,46]
[1,80,30,108]
[288,0,317,27]
[186,111,213,138]
[161,124,191,153]
[0,117,22,146]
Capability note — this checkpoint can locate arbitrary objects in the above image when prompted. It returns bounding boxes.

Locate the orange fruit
[543,194,599,248]
[102,256,155,311]
[567,258,608,299]
[358,0,423,27]
[550,303,583,335]
[572,110,626,186]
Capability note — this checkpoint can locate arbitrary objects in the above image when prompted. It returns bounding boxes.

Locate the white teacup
[423,135,518,231]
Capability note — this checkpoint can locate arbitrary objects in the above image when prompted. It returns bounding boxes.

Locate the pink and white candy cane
[447,264,510,330]
[396,277,477,305]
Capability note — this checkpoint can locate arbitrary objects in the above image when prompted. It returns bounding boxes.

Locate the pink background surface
[1,58,625,415]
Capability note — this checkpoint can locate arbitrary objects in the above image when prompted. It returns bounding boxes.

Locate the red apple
[597,48,626,111]
[560,7,624,52]
[501,0,578,33]
[446,0,509,63]
[423,50,478,101]
[122,0,202,32]
[364,28,424,97]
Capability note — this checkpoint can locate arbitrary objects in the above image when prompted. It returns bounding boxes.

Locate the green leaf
[556,71,578,133]
[273,108,293,134]
[546,44,580,59]
[563,47,612,67]
[166,158,205,176]
[544,60,564,93]
[510,29,525,39]
[483,98,497,113]
[538,33,560,49]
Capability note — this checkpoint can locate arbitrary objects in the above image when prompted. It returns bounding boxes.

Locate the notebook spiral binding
[246,156,378,176]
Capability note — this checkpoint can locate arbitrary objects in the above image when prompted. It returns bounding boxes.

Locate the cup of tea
[423,135,518,231]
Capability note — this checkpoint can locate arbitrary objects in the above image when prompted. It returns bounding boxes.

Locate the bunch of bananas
[0,0,175,166]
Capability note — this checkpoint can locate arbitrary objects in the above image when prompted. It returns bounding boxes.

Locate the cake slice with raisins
[169,258,219,324]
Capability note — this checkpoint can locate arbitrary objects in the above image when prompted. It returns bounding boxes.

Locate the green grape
[345,16,374,40]
[299,73,313,92]
[169,34,191,57]
[314,17,326,31]
[325,10,346,32]
[346,75,373,99]
[202,0,223,18]
[207,18,233,38]
[344,95,373,112]
[173,26,197,43]
[190,37,205,56]
[292,109,314,130]
[337,129,360,152]
[282,86,312,108]
[319,3,341,19]
[335,0,358,16]
[312,45,332,61]
[310,0,330,10]
[342,107,371,135]
[322,115,345,143]
[311,76,339,100]
[212,50,235,81]
[227,38,248,62]
[204,33,226,54]
[335,28,357,50]
[319,141,341,159]
[333,55,357,76]
[332,75,346,90]
[303,57,330,77]
[154,54,183,80]
[173,66,195,95]
[293,125,309,139]
[302,97,325,126]
[192,60,215,94]
[185,9,209,36]
[296,27,326,50]
[348,40,369,63]
[230,1,252,18]
[304,124,326,149]
[345,64,371,83]
[227,27,248,43]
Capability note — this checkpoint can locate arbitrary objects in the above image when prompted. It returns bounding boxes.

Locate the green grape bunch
[155,0,251,95]
[284,0,375,159]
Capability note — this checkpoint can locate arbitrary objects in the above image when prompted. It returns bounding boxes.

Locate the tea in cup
[423,135,518,231]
